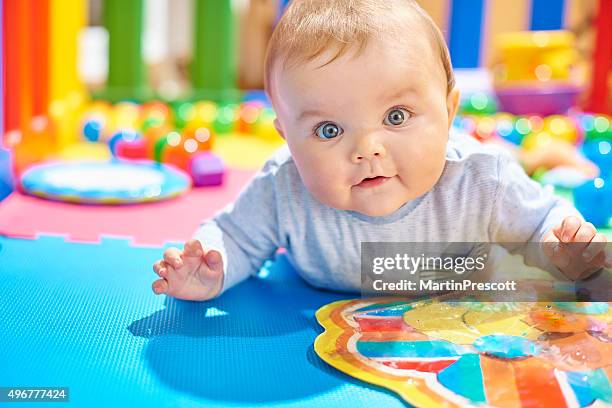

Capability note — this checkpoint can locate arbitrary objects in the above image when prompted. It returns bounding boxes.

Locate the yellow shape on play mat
[213,134,285,170]
[403,302,539,344]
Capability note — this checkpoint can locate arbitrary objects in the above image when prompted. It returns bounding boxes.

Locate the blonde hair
[264,0,455,100]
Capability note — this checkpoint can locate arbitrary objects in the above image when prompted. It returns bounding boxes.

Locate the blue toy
[573,177,612,227]
[82,119,104,142]
[582,139,612,176]
[108,129,141,157]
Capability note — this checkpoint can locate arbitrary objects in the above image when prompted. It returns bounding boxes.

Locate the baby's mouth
[355,175,391,188]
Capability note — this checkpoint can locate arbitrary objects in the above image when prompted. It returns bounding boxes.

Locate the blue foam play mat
[0,236,409,407]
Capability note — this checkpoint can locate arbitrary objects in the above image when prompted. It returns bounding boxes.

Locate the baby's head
[265,0,460,216]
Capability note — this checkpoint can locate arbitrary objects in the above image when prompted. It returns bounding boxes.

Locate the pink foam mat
[0,168,256,247]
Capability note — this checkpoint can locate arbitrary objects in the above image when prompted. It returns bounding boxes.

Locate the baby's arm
[152,161,284,300]
[489,154,610,280]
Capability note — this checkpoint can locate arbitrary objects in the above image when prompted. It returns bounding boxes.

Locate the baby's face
[271,34,459,216]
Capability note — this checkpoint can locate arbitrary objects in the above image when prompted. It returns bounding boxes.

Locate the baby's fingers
[554,216,582,243]
[542,231,559,259]
[183,239,204,258]
[163,247,183,269]
[204,249,222,269]
[153,260,170,279]
[543,233,572,270]
[152,278,168,295]
[582,233,607,263]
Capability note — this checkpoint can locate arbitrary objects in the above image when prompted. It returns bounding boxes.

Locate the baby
[152,0,609,301]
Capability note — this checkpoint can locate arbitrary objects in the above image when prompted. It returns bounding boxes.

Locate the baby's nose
[351,135,386,163]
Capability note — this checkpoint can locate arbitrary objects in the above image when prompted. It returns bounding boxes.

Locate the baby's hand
[152,239,224,301]
[542,216,611,280]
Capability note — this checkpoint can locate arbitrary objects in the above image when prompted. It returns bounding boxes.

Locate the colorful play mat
[20,161,191,204]
[315,298,612,407]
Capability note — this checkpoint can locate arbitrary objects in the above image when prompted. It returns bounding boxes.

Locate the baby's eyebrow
[296,108,328,121]
[383,86,418,103]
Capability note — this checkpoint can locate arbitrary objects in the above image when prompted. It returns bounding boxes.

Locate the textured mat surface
[0,168,255,246]
[0,236,408,407]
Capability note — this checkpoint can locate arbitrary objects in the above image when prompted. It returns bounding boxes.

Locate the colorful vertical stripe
[192,0,237,101]
[49,0,87,149]
[448,0,485,68]
[16,0,33,136]
[103,0,149,101]
[0,0,14,199]
[530,0,565,31]
[30,0,49,117]
[49,0,86,103]
[1,0,4,140]
[586,0,612,114]
[442,0,583,68]
[481,0,530,67]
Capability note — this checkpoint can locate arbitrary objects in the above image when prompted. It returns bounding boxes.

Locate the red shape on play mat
[0,168,256,246]
[381,359,458,373]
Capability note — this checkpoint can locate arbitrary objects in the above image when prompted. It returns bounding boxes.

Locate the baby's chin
[348,200,408,217]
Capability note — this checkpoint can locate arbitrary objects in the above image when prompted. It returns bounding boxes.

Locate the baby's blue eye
[384,108,409,126]
[315,122,343,139]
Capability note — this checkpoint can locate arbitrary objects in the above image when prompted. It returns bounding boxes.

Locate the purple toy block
[190,152,225,186]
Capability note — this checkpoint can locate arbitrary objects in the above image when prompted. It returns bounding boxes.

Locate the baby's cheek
[304,162,350,205]
[395,143,446,186]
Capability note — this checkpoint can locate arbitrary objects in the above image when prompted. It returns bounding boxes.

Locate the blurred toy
[20,161,191,204]
[459,92,498,115]
[114,137,149,160]
[108,129,141,157]
[140,101,172,132]
[573,177,612,227]
[82,119,104,142]
[182,125,214,151]
[190,152,225,186]
[111,101,141,131]
[252,107,281,141]
[583,140,612,176]
[212,103,237,134]
[191,101,218,128]
[173,102,196,130]
[454,109,601,181]
[491,30,583,115]
[236,101,264,134]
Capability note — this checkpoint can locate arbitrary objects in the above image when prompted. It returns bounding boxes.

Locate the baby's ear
[446,88,460,130]
[273,118,286,140]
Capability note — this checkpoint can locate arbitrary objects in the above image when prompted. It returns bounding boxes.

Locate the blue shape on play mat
[567,369,612,407]
[354,300,408,313]
[359,303,413,317]
[357,340,470,359]
[555,302,610,315]
[437,354,486,403]
[0,236,408,407]
[20,161,190,204]
[473,334,539,359]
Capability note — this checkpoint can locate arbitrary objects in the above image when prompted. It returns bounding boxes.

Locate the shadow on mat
[127,253,401,404]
